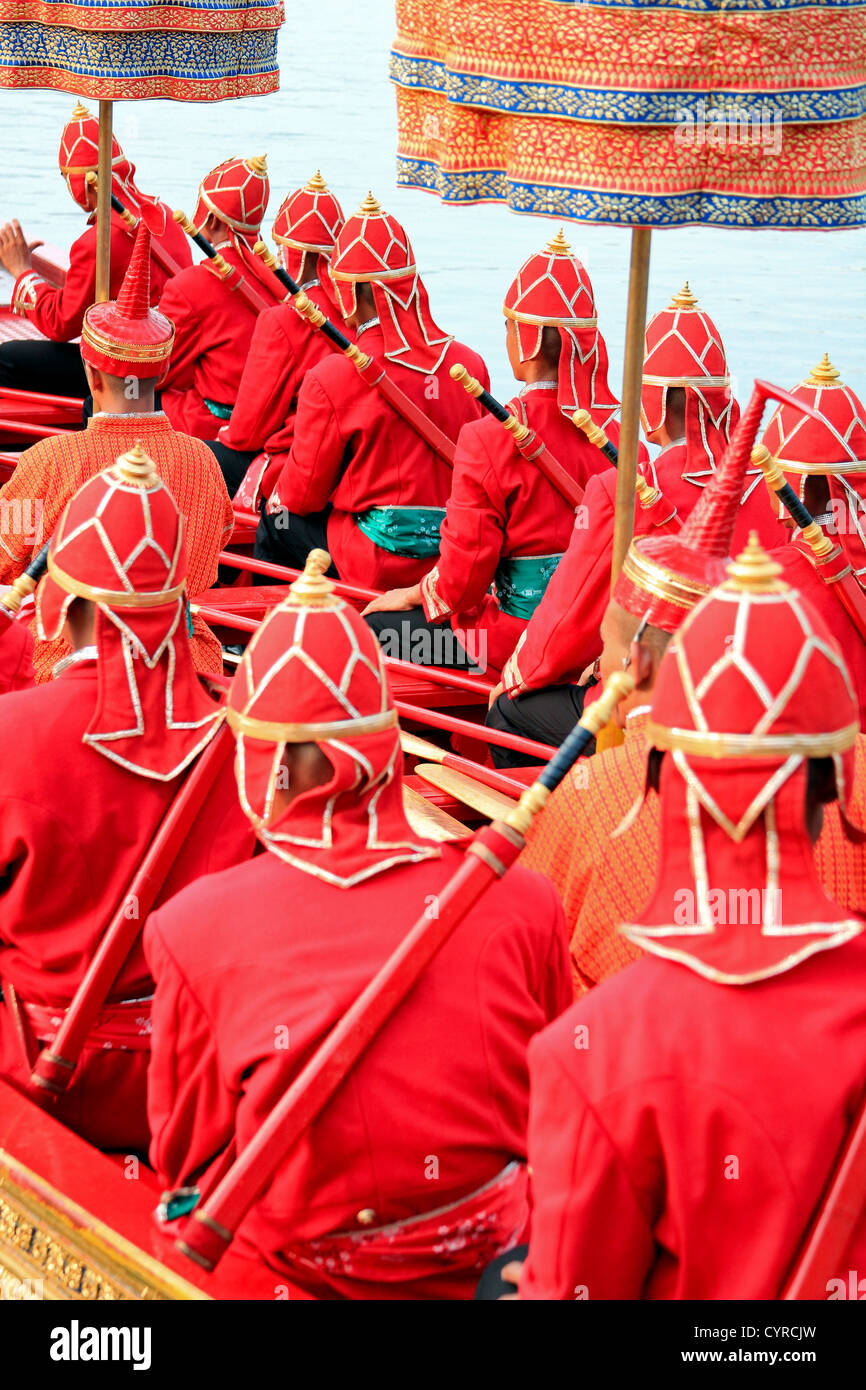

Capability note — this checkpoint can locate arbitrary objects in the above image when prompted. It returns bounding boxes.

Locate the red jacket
[145,842,571,1299]
[420,388,610,675]
[11,207,190,344]
[269,326,490,589]
[503,441,776,695]
[774,540,866,729]
[522,937,866,1299]
[219,280,342,500]
[158,247,274,439]
[0,616,33,695]
[0,661,255,1151]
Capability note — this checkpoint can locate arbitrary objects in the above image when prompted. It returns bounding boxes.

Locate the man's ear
[83,360,101,395]
[629,639,654,691]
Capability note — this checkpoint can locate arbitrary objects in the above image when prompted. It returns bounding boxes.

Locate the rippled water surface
[1,0,863,402]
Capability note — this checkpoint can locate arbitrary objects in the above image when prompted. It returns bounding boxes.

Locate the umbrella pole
[95,99,113,302]
[610,225,652,587]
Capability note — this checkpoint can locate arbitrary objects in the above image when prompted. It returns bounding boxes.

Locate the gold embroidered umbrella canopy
[390,0,866,575]
[0,0,285,298]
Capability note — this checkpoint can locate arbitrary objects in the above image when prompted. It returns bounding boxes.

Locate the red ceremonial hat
[272,170,344,314]
[503,229,619,430]
[194,154,270,246]
[58,101,164,232]
[226,550,439,887]
[760,354,866,585]
[36,442,222,780]
[614,380,822,634]
[641,284,741,490]
[329,193,452,374]
[621,535,862,984]
[81,220,174,380]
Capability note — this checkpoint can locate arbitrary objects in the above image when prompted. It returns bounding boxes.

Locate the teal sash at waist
[354,505,446,558]
[494,552,563,619]
[204,398,233,420]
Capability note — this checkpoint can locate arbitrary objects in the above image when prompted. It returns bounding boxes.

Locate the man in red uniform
[254,194,490,591]
[209,172,347,500]
[0,221,234,680]
[0,101,190,397]
[760,354,866,725]
[145,550,570,1300]
[519,390,866,990]
[158,155,281,439]
[486,284,776,759]
[515,537,866,1299]
[362,231,615,675]
[0,442,254,1152]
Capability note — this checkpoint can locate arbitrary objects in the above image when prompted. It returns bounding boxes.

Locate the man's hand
[498,1259,525,1300]
[361,583,422,617]
[0,221,42,279]
[487,679,504,710]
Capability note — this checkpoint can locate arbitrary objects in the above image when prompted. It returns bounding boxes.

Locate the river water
[1,0,863,402]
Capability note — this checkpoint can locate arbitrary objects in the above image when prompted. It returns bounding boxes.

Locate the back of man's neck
[93,399,159,418]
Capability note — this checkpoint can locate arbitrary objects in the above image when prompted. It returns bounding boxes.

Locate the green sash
[204,398,233,420]
[494,553,563,619]
[354,505,446,558]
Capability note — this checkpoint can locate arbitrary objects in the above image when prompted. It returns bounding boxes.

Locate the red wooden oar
[28,723,234,1101]
[451,364,582,509]
[781,1085,866,1299]
[216,550,380,605]
[194,601,494,702]
[175,669,634,1271]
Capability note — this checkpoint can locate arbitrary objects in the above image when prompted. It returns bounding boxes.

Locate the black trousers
[365,606,481,671]
[206,438,258,500]
[0,340,88,397]
[253,502,339,582]
[486,683,594,768]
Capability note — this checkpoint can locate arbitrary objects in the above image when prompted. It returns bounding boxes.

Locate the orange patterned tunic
[520,713,866,998]
[0,412,233,682]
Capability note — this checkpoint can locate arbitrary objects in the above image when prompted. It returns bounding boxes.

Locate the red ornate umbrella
[0,0,284,297]
[389,0,866,573]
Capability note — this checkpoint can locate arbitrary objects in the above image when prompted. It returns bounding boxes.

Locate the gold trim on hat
[645,719,858,761]
[641,373,730,389]
[330,263,417,284]
[621,543,710,610]
[81,318,174,363]
[504,306,597,330]
[227,706,398,745]
[46,555,186,610]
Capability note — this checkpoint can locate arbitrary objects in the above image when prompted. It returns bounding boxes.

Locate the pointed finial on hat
[307,170,328,193]
[808,352,841,385]
[114,440,160,489]
[114,220,152,323]
[358,191,384,217]
[248,154,268,175]
[545,228,572,257]
[287,549,337,607]
[71,100,91,120]
[670,282,699,310]
[723,533,786,594]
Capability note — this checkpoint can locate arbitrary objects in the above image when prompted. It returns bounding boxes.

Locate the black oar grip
[253,242,300,297]
[173,207,218,261]
[450,363,512,424]
[573,408,618,465]
[753,444,815,532]
[1,539,50,617]
[503,670,635,836]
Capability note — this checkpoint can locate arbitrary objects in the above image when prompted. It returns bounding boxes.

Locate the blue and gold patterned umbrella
[390,0,866,573]
[0,0,285,295]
